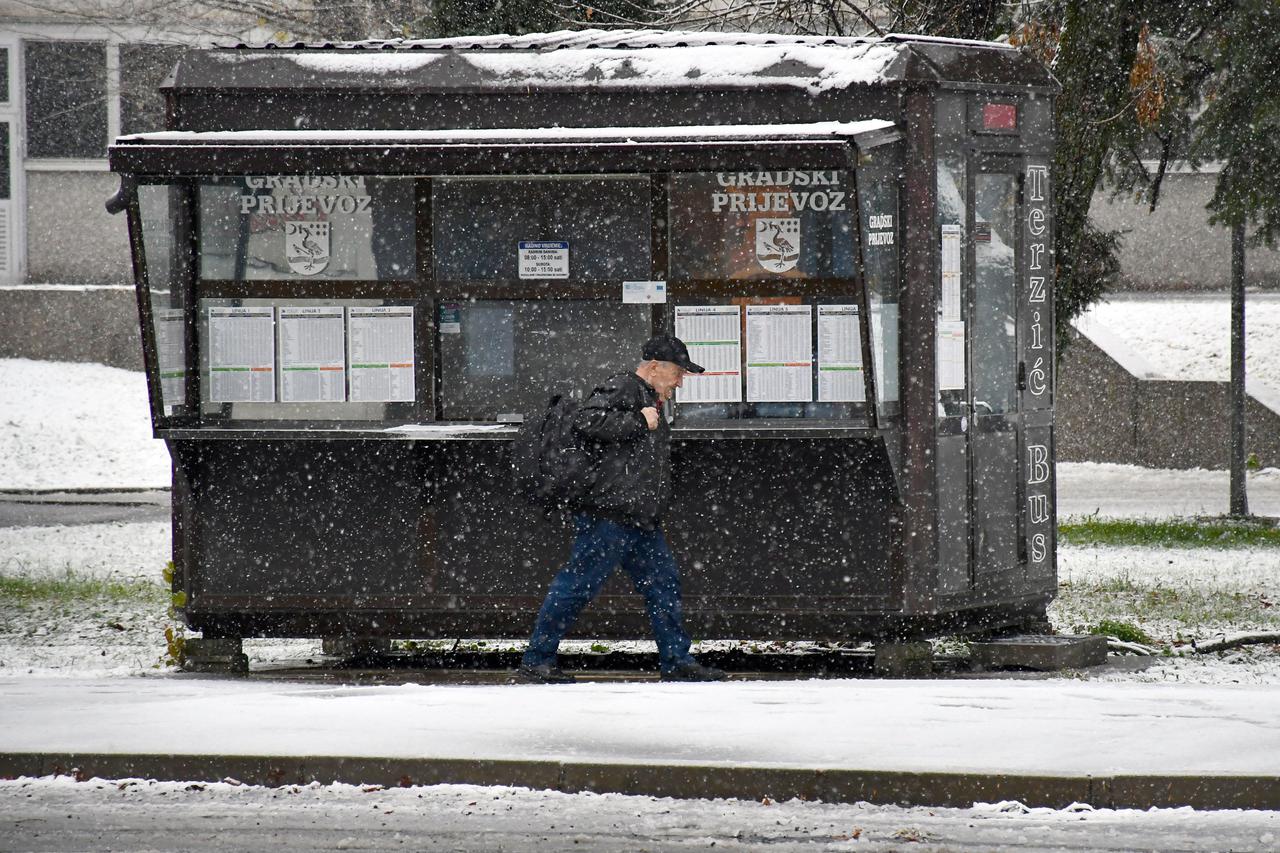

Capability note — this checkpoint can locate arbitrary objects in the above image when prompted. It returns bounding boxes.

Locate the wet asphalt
[0,489,170,527]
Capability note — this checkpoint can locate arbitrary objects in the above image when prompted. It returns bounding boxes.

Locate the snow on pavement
[2,676,1278,778]
[1057,461,1280,519]
[1,776,1277,852]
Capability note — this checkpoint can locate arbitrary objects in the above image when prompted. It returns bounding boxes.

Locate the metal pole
[1229,220,1249,517]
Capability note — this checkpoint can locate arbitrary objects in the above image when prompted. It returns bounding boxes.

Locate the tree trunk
[1230,220,1249,517]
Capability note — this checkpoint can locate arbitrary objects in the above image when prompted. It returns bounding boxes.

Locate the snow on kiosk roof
[106,31,1061,656]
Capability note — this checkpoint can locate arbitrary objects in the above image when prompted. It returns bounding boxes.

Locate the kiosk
[107,31,1059,659]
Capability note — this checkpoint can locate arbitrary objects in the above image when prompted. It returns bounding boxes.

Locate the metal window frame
[112,127,904,438]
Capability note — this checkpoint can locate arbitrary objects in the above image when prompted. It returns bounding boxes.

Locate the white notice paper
[622,281,667,303]
[155,308,186,410]
[208,306,275,403]
[348,306,415,403]
[518,241,569,279]
[941,224,963,322]
[818,305,864,402]
[675,305,741,403]
[746,304,813,403]
[278,306,346,402]
[937,319,966,391]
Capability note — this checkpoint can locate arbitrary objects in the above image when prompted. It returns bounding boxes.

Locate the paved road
[2,777,1276,852]
[0,490,169,528]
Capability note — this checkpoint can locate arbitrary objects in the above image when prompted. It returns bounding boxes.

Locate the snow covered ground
[1078,292,1280,390]
[0,358,170,490]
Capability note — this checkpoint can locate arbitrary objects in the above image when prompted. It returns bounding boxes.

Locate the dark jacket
[572,371,670,530]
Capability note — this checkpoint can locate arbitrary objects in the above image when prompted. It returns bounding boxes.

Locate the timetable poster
[745,304,813,403]
[817,304,864,402]
[347,306,415,403]
[674,305,742,403]
[278,306,346,403]
[208,306,275,403]
[155,308,186,409]
[937,320,966,391]
[940,224,963,322]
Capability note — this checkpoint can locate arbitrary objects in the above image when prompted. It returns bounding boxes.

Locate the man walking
[518,334,728,684]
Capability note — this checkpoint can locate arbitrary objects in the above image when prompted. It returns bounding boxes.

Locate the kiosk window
[432,177,650,282]
[439,300,651,420]
[857,152,901,419]
[668,171,856,280]
[973,172,1018,415]
[198,177,415,281]
[673,297,870,423]
[197,297,416,421]
[936,154,968,418]
[139,184,186,415]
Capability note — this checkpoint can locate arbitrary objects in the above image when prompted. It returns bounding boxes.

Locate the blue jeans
[523,514,694,673]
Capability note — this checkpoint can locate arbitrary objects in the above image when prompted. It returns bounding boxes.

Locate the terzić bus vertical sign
[1023,161,1054,571]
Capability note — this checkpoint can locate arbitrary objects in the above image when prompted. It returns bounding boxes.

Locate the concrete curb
[1,753,1275,811]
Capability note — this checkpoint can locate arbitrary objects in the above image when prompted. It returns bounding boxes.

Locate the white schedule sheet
[940,224,963,322]
[348,306,415,403]
[207,306,275,403]
[937,319,966,391]
[674,305,741,403]
[746,304,813,403]
[278,306,346,402]
[155,308,186,409]
[818,304,864,402]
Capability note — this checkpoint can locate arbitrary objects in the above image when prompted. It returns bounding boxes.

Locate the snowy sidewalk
[2,677,1277,811]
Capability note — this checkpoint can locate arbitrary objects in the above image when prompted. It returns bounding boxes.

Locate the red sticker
[983,103,1017,131]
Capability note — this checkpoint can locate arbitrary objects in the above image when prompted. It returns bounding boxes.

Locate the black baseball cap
[642,334,705,374]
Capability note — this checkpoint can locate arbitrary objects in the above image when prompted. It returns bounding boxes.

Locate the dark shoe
[660,660,728,682]
[517,663,577,684]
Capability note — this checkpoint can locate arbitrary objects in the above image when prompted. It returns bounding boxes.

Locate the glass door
[968,157,1023,586]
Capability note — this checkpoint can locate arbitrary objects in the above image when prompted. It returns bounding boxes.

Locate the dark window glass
[857,148,900,417]
[973,172,1018,414]
[0,48,10,103]
[199,176,416,281]
[120,44,183,136]
[433,177,651,282]
[440,300,651,420]
[669,171,857,280]
[24,41,107,159]
[0,125,10,200]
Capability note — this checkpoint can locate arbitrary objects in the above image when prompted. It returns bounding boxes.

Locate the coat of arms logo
[754,218,801,273]
[285,221,330,276]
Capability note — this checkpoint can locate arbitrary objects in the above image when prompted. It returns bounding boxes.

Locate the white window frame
[0,33,24,282]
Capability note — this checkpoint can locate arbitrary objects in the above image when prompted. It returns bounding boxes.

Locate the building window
[24,40,108,159]
[0,48,10,104]
[120,44,183,136]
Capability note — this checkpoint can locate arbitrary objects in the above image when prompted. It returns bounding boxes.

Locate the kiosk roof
[167,29,1055,94]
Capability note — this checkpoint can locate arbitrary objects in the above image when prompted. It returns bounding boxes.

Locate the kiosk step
[969,634,1108,672]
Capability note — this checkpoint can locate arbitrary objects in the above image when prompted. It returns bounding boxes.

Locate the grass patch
[0,574,163,605]
[1053,578,1280,642]
[1058,518,1280,549]
[1086,619,1155,646]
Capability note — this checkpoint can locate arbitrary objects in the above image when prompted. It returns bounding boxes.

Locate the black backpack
[511,394,596,508]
